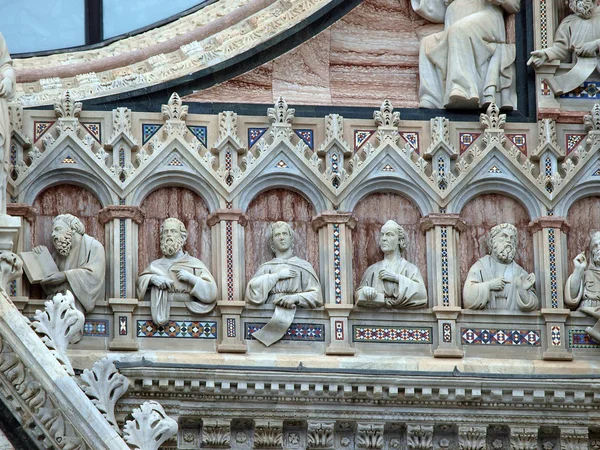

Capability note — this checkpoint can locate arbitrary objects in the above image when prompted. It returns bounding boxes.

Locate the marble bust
[0,33,15,213]
[565,231,600,341]
[463,223,538,311]
[528,0,600,95]
[34,214,106,313]
[411,0,519,110]
[137,218,217,325]
[245,221,322,346]
[355,220,427,309]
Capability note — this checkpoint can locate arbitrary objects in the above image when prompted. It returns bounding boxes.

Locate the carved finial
[374,99,400,128]
[531,118,564,161]
[268,96,295,125]
[31,291,84,376]
[161,93,188,121]
[584,103,600,132]
[109,107,138,144]
[479,102,505,131]
[324,114,344,142]
[80,358,129,431]
[123,401,178,450]
[54,90,82,119]
[430,117,450,145]
[8,102,24,134]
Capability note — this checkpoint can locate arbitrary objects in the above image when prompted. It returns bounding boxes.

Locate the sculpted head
[160,218,187,257]
[569,0,595,18]
[487,223,518,264]
[590,231,600,265]
[52,214,85,257]
[379,220,407,255]
[268,221,294,255]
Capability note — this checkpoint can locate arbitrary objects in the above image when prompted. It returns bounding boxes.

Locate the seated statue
[137,218,217,325]
[528,0,600,95]
[355,220,427,309]
[463,223,538,311]
[411,0,520,109]
[33,214,105,313]
[565,231,600,341]
[245,221,322,346]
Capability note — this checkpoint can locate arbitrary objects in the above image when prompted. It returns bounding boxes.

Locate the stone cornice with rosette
[14,0,340,108]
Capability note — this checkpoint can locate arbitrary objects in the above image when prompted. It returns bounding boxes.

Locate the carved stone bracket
[253,419,283,449]
[6,204,37,224]
[356,423,385,449]
[528,216,569,234]
[202,418,231,448]
[207,209,248,227]
[307,421,335,449]
[458,425,487,450]
[311,211,356,231]
[98,205,144,225]
[407,425,433,450]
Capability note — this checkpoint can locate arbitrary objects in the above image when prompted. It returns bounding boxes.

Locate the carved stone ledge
[98,205,144,225]
[528,217,570,234]
[538,108,586,124]
[419,214,466,233]
[207,209,248,227]
[311,212,356,231]
[6,204,37,224]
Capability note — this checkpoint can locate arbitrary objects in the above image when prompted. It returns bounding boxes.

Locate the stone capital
[528,217,569,234]
[311,211,356,231]
[7,204,37,223]
[217,300,246,314]
[98,205,144,225]
[419,214,466,232]
[109,297,138,313]
[207,209,247,227]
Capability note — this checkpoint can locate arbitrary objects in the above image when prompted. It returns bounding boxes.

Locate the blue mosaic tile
[461,328,541,346]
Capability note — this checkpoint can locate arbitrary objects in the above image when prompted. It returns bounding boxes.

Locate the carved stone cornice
[419,214,466,232]
[311,212,356,231]
[207,209,248,227]
[528,217,569,234]
[6,204,37,223]
[98,205,144,224]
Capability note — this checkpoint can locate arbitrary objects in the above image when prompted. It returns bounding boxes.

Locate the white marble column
[6,204,35,307]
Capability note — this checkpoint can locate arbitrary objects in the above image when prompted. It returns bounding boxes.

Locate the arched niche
[138,187,211,275]
[460,194,533,287]
[31,184,104,299]
[244,189,319,285]
[566,196,600,275]
[352,193,427,290]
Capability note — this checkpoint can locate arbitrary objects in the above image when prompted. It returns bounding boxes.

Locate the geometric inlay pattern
[33,121,55,142]
[275,160,289,169]
[62,156,77,164]
[506,134,527,155]
[83,319,109,337]
[294,129,314,150]
[142,124,162,145]
[168,157,184,167]
[488,165,502,173]
[549,229,558,308]
[227,318,236,338]
[566,133,586,155]
[459,132,481,154]
[551,325,561,346]
[333,224,342,304]
[188,125,208,148]
[137,320,217,338]
[354,130,375,152]
[569,330,600,348]
[560,81,600,99]
[82,122,102,143]
[461,329,541,346]
[248,127,268,148]
[381,164,395,172]
[353,326,432,343]
[245,323,325,342]
[400,131,419,154]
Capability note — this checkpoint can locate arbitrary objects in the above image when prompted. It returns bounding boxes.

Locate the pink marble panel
[352,193,426,289]
[566,197,600,275]
[459,194,534,286]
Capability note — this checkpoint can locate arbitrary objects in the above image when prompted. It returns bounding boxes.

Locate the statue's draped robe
[137,252,217,325]
[411,0,520,108]
[245,256,322,346]
[355,258,427,308]
[43,234,106,312]
[0,33,14,214]
[565,265,600,310]
[463,255,538,311]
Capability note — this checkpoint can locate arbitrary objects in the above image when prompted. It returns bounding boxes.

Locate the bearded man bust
[463,223,539,311]
[137,218,217,325]
[34,214,106,313]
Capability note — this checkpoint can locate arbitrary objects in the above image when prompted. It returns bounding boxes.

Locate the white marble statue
[463,223,538,311]
[528,0,600,95]
[565,231,600,341]
[411,0,520,110]
[0,251,22,295]
[34,214,106,313]
[0,33,15,214]
[245,221,322,346]
[355,220,427,309]
[137,218,217,325]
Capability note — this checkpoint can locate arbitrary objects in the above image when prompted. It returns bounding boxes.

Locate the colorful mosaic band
[245,323,325,342]
[334,320,344,341]
[461,329,541,346]
[227,318,236,338]
[119,316,127,336]
[569,330,600,348]
[353,326,432,344]
[83,319,109,337]
[560,82,600,99]
[442,323,452,343]
[137,320,217,339]
[551,325,560,346]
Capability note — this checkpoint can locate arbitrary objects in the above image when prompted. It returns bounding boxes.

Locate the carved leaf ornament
[123,401,178,450]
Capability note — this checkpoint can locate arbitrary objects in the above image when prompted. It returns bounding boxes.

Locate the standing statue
[137,218,217,325]
[355,220,427,309]
[32,214,105,313]
[245,221,322,346]
[463,223,538,311]
[528,0,600,95]
[411,0,520,110]
[0,33,15,213]
[565,232,600,341]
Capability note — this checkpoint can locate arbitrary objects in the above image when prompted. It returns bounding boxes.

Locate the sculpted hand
[32,245,47,255]
[277,268,297,281]
[0,77,12,98]
[150,275,174,290]
[176,270,196,285]
[527,50,548,68]
[274,295,298,309]
[574,252,588,273]
[519,273,536,291]
[362,286,378,302]
[573,41,599,58]
[378,269,399,283]
[41,271,66,286]
[487,277,508,291]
